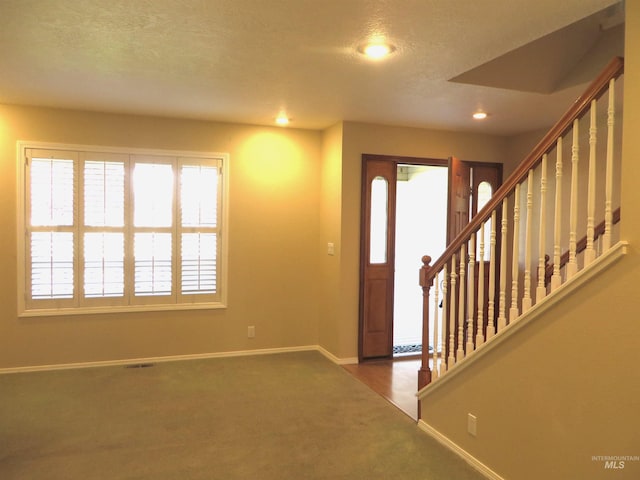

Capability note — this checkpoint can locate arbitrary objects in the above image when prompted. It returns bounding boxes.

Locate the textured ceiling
[0,0,624,135]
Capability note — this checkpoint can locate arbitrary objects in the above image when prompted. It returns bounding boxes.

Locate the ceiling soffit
[449,4,625,94]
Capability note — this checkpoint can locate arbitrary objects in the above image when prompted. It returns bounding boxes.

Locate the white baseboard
[417,420,505,480]
[0,345,357,374]
[316,346,358,365]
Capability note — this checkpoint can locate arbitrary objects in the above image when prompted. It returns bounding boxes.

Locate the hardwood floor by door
[342,357,421,421]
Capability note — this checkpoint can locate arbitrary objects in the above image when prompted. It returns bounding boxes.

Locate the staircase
[413,56,629,480]
[417,57,625,395]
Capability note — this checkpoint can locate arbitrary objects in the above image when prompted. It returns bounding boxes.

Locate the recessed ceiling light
[473,112,488,120]
[357,42,396,60]
[275,114,290,126]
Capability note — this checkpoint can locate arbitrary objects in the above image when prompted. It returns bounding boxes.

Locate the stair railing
[418,57,624,390]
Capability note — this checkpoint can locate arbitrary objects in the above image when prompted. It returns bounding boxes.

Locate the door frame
[444,158,503,360]
[358,154,448,362]
[358,154,503,363]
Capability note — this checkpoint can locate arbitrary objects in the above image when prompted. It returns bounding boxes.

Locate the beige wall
[621,8,640,247]
[0,106,514,368]
[318,122,343,355]
[503,127,547,177]
[421,256,640,479]
[0,105,322,368]
[420,5,640,479]
[0,101,597,370]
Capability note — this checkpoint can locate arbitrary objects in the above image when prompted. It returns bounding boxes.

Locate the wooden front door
[358,155,502,361]
[470,162,502,343]
[447,157,502,240]
[359,159,397,359]
[445,158,502,356]
[447,156,471,244]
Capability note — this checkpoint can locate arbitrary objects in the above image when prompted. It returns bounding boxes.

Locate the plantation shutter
[132,160,174,301]
[26,150,77,307]
[22,144,226,312]
[82,156,126,301]
[179,162,219,298]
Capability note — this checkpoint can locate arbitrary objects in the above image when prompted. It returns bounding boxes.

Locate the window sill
[18,301,227,318]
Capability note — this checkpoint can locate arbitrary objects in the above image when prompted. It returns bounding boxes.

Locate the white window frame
[16,141,229,317]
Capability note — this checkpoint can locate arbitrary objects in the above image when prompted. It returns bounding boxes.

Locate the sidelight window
[369,176,389,264]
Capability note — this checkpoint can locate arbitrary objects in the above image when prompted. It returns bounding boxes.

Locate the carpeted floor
[0,351,485,479]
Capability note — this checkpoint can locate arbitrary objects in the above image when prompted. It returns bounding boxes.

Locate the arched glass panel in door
[477,181,493,261]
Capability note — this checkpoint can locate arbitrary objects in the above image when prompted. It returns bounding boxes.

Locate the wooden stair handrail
[424,56,624,284]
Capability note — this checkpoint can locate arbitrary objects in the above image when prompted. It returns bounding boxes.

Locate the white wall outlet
[467,413,477,437]
[248,326,256,338]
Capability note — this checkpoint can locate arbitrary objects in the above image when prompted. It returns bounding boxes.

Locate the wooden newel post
[418,255,433,392]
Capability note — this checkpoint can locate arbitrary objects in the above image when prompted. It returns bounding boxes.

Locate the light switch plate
[467,413,477,437]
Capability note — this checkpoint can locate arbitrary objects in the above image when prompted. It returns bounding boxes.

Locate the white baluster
[457,244,466,361]
[433,270,440,379]
[604,78,615,251]
[510,184,520,323]
[476,225,486,347]
[466,235,476,355]
[551,137,563,291]
[448,256,457,368]
[585,100,597,266]
[487,211,497,339]
[440,264,448,374]
[567,119,579,279]
[522,170,534,312]
[497,198,508,331]
[536,154,548,302]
